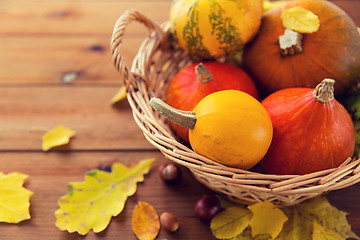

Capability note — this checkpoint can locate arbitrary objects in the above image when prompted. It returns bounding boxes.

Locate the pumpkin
[150,90,273,170]
[169,0,263,59]
[243,0,360,98]
[165,61,259,144]
[261,79,355,175]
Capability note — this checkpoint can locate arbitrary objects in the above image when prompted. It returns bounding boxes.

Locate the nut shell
[160,212,179,232]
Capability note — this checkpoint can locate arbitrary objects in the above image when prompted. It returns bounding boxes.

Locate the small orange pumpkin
[151,90,273,170]
[261,79,355,175]
[165,61,259,144]
[243,0,360,98]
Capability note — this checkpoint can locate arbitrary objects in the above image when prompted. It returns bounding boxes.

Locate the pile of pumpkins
[149,0,360,175]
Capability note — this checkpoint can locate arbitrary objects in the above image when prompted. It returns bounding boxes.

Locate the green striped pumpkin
[169,0,263,59]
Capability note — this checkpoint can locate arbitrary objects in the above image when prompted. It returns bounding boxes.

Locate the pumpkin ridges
[170,0,263,58]
[207,1,243,55]
[261,81,355,175]
[183,4,210,58]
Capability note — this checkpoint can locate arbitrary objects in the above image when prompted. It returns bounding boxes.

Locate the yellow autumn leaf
[233,227,272,240]
[274,207,306,240]
[248,201,288,239]
[211,206,252,239]
[294,196,359,240]
[0,172,33,223]
[42,125,75,151]
[263,0,284,12]
[110,85,127,105]
[210,196,358,240]
[312,221,345,240]
[132,201,160,240]
[55,158,154,235]
[281,7,320,33]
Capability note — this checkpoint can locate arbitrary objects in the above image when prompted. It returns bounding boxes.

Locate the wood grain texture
[0,86,153,150]
[0,0,359,239]
[0,1,171,84]
[0,36,125,83]
[0,1,171,35]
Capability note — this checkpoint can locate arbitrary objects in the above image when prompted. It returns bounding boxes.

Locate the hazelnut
[158,163,182,184]
[160,212,179,232]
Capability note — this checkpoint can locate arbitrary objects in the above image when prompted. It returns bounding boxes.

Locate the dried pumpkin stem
[313,78,335,103]
[149,98,197,130]
[195,63,213,83]
[279,29,303,56]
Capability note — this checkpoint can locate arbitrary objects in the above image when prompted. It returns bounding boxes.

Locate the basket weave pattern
[111,9,360,207]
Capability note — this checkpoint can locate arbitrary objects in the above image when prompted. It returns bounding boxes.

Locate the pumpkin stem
[149,98,197,130]
[195,63,213,83]
[279,29,303,56]
[313,79,335,103]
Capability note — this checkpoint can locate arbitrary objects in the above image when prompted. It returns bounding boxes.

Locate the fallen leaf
[132,201,160,240]
[233,227,271,240]
[55,158,154,235]
[0,172,33,223]
[263,0,284,12]
[248,201,288,239]
[111,85,127,105]
[281,7,320,33]
[42,125,75,151]
[209,197,358,240]
[312,221,344,240]
[294,196,359,239]
[210,206,252,239]
[274,207,306,240]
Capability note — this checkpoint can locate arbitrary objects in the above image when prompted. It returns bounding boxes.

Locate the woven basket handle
[111,9,164,89]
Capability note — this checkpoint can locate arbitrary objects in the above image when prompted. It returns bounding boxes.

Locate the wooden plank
[0,86,155,150]
[0,151,215,240]
[0,35,144,83]
[0,1,171,35]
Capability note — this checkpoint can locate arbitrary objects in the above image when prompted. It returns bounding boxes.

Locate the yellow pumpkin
[150,90,273,170]
[169,0,264,58]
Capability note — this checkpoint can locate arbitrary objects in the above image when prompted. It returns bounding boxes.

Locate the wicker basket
[111,9,360,207]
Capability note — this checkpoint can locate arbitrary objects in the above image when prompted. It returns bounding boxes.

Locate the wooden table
[0,0,359,239]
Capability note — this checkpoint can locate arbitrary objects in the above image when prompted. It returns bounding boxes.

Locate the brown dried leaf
[132,201,160,240]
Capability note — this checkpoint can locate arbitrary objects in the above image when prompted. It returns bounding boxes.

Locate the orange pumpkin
[165,61,259,144]
[151,90,273,170]
[261,79,355,175]
[243,0,360,98]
